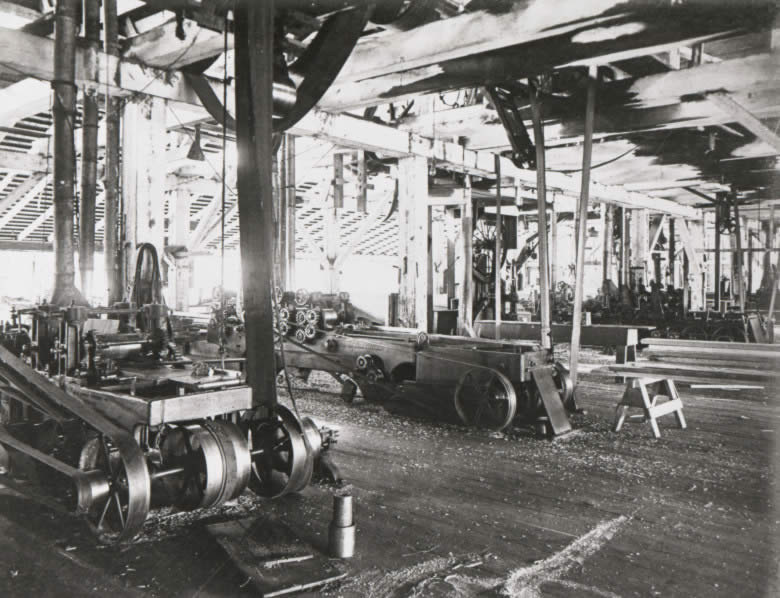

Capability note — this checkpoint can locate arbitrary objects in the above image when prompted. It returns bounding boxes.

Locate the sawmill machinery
[193,288,576,437]
[0,247,336,543]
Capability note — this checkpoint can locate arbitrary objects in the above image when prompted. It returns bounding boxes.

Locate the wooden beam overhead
[0,148,48,173]
[0,174,48,230]
[123,17,231,69]
[707,91,780,151]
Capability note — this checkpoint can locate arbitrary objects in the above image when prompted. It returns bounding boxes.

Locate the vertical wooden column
[549,198,558,290]
[79,0,100,300]
[103,0,122,305]
[171,187,192,311]
[444,207,456,303]
[234,0,276,408]
[734,205,746,310]
[602,203,613,305]
[668,218,676,287]
[274,148,285,286]
[714,207,722,309]
[768,205,777,320]
[50,0,84,306]
[530,82,552,350]
[494,155,502,338]
[570,64,597,385]
[630,208,648,288]
[747,223,754,294]
[619,208,628,287]
[325,181,340,293]
[285,135,297,289]
[458,176,474,334]
[397,155,431,331]
[121,95,167,291]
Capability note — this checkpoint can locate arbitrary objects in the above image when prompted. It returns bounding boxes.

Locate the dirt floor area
[0,347,778,597]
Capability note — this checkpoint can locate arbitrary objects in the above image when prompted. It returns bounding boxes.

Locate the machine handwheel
[78,433,150,543]
[246,405,313,498]
[454,367,517,431]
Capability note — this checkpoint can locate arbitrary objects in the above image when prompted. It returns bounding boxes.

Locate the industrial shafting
[51,0,85,307]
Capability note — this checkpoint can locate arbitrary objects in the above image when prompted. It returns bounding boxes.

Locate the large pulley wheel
[454,367,517,431]
[158,421,250,511]
[246,405,313,498]
[552,361,575,410]
[78,433,150,543]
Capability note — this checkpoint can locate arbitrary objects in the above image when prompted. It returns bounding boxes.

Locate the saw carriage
[0,299,334,544]
[204,288,577,435]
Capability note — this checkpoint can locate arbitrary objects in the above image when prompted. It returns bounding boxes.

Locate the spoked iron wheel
[78,433,150,543]
[681,325,708,340]
[454,367,517,431]
[245,405,313,498]
[710,325,747,342]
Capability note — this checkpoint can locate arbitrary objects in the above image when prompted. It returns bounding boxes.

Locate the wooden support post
[325,180,339,293]
[398,155,431,331]
[356,150,367,213]
[285,135,296,289]
[668,217,676,287]
[275,146,285,286]
[234,0,276,408]
[121,96,167,291]
[79,0,100,300]
[494,154,502,338]
[171,187,192,311]
[458,176,474,334]
[768,205,777,321]
[603,203,613,306]
[734,204,746,310]
[333,152,344,209]
[103,0,122,305]
[619,208,629,288]
[748,225,754,295]
[714,205,722,309]
[550,200,558,290]
[530,82,552,351]
[570,65,597,385]
[50,0,84,306]
[444,207,456,303]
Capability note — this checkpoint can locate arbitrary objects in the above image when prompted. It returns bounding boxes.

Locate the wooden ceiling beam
[123,16,231,69]
[706,91,780,151]
[0,174,48,229]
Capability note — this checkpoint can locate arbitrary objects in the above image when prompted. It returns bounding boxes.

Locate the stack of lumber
[603,338,780,388]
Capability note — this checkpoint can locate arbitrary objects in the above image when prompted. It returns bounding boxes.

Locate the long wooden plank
[642,337,780,351]
[606,364,780,386]
[475,320,642,347]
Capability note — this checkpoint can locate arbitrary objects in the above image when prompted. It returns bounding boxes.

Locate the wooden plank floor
[0,355,777,597]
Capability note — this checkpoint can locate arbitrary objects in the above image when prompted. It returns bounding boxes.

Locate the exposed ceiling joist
[123,16,231,69]
[0,174,48,229]
[17,203,51,240]
[706,91,780,151]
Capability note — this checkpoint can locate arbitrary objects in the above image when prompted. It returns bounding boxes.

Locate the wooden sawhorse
[614,377,686,438]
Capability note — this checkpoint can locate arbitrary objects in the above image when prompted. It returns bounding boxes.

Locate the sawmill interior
[0,0,778,596]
